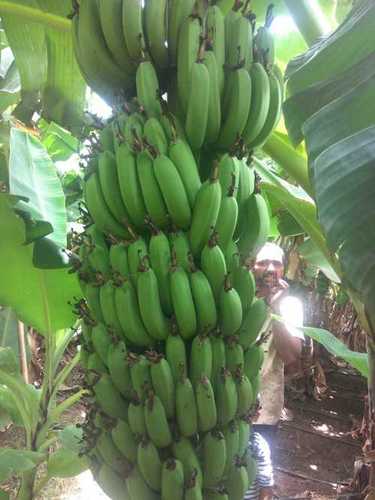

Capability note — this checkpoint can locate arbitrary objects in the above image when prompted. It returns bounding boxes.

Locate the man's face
[253,258,284,291]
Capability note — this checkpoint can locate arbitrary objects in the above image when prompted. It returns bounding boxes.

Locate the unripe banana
[144,392,173,448]
[224,240,240,275]
[237,161,255,211]
[216,369,238,426]
[225,463,249,500]
[116,144,147,230]
[112,420,137,462]
[251,372,261,400]
[169,230,191,271]
[114,280,154,347]
[201,233,227,300]
[87,352,107,382]
[223,420,240,475]
[99,281,123,333]
[109,243,129,278]
[247,454,257,487]
[128,399,147,436]
[215,182,238,252]
[238,194,270,258]
[86,283,105,324]
[190,335,213,387]
[127,466,159,500]
[244,345,264,381]
[93,374,129,419]
[204,489,228,500]
[225,337,244,374]
[211,334,226,391]
[224,7,242,65]
[127,237,148,286]
[136,61,163,119]
[185,477,203,500]
[137,438,162,492]
[161,458,184,500]
[122,0,144,61]
[203,51,222,144]
[91,323,112,365]
[95,463,128,500]
[190,269,217,333]
[96,433,128,475]
[86,243,110,279]
[196,376,217,432]
[144,117,168,155]
[185,61,210,150]
[236,373,254,417]
[150,354,175,419]
[254,5,275,68]
[242,62,271,145]
[169,138,202,208]
[172,437,202,487]
[233,265,256,313]
[239,299,268,350]
[227,14,253,70]
[206,5,225,96]
[144,0,169,71]
[176,375,198,437]
[202,430,226,487]
[217,154,240,199]
[154,154,192,229]
[168,0,195,65]
[238,419,251,457]
[128,354,152,402]
[122,113,145,150]
[170,265,197,340]
[149,229,173,316]
[137,149,169,229]
[107,341,133,398]
[219,275,243,337]
[166,332,187,380]
[190,174,222,257]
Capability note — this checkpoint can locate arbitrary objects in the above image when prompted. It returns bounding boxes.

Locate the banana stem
[283,0,329,46]
[0,1,71,32]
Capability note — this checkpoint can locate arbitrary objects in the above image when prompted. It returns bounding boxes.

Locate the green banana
[225,240,240,275]
[137,439,162,492]
[144,117,168,155]
[238,194,270,258]
[86,243,110,279]
[84,173,128,239]
[144,392,173,448]
[107,341,133,398]
[91,323,112,365]
[224,5,242,65]
[217,68,252,150]
[87,352,107,381]
[185,475,203,500]
[225,338,244,374]
[114,280,154,347]
[97,0,136,75]
[202,430,226,487]
[99,281,123,333]
[137,149,169,229]
[93,374,129,419]
[206,5,225,96]
[254,5,275,68]
[190,269,217,333]
[99,123,114,152]
[247,454,257,487]
[204,489,228,500]
[244,345,264,381]
[172,438,202,487]
[170,265,197,340]
[127,466,159,500]
[109,243,129,278]
[211,334,226,391]
[128,399,147,436]
[203,51,222,145]
[112,420,137,462]
[95,433,128,474]
[237,161,255,211]
[196,376,217,432]
[86,283,105,324]
[233,265,256,313]
[189,335,213,386]
[236,373,254,417]
[169,138,202,208]
[185,61,210,150]
[189,174,222,257]
[116,144,147,230]
[136,61,163,119]
[217,154,240,201]
[86,224,108,253]
[215,181,238,252]
[168,0,195,65]
[154,154,192,229]
[137,260,170,340]
[227,14,253,70]
[150,355,175,419]
[166,332,187,380]
[237,418,250,457]
[169,230,191,271]
[200,233,227,300]
[122,0,144,60]
[248,71,282,149]
[95,464,128,500]
[250,372,261,400]
[122,112,145,150]
[176,375,198,437]
[242,62,271,145]
[127,237,148,286]
[129,354,152,402]
[144,0,169,71]
[219,275,243,337]
[216,369,238,426]
[149,229,173,315]
[161,458,184,500]
[225,464,249,500]
[223,420,240,475]
[239,299,268,350]
[177,17,202,112]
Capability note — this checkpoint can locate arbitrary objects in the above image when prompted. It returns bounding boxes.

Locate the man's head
[253,242,285,290]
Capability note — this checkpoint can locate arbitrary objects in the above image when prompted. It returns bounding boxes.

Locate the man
[246,242,304,500]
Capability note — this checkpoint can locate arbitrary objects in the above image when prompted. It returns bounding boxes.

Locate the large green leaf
[0,448,44,482]
[298,238,341,283]
[0,51,21,112]
[0,194,80,333]
[311,127,375,330]
[9,127,67,248]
